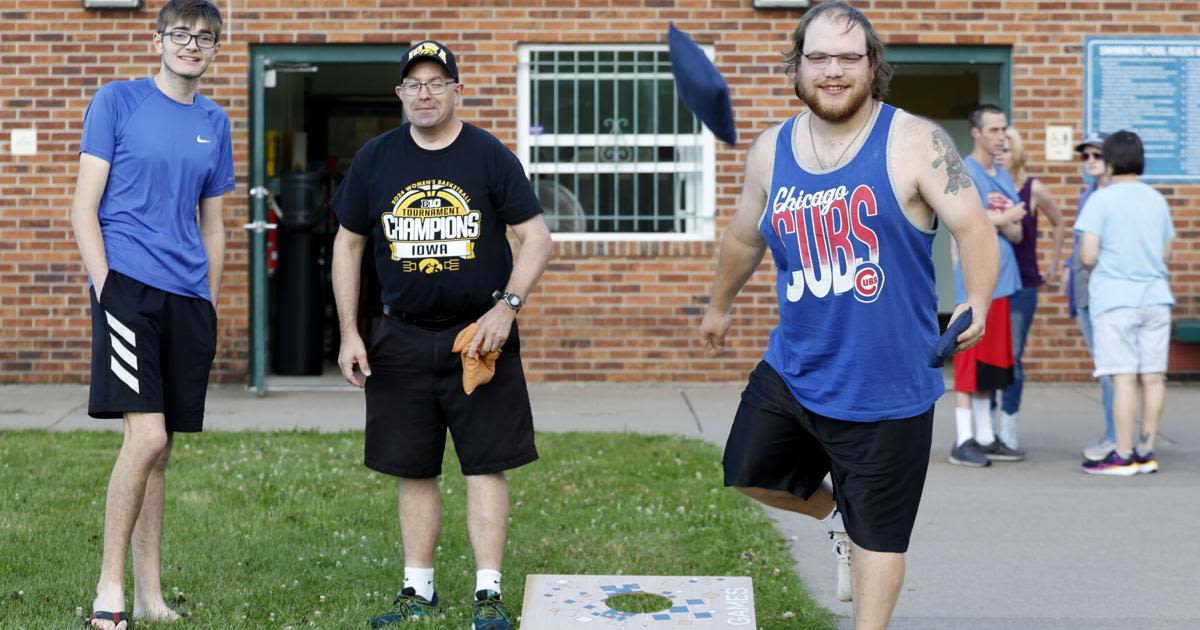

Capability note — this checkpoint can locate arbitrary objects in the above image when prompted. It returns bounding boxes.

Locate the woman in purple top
[993,129,1066,448]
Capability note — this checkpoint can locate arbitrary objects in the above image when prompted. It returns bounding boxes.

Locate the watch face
[505,294,522,309]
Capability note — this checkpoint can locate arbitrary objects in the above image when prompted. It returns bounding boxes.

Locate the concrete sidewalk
[3,380,1198,629]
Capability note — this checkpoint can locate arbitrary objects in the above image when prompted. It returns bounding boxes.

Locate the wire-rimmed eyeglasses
[398,80,457,96]
[802,52,868,69]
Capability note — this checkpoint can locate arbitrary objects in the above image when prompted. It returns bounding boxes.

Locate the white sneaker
[1082,438,1116,462]
[830,531,852,602]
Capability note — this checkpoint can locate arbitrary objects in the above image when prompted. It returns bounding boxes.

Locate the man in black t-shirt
[330,40,553,630]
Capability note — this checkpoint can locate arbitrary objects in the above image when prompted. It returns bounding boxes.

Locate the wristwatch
[492,290,523,313]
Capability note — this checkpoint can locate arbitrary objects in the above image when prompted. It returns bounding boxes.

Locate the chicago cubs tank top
[759,104,944,421]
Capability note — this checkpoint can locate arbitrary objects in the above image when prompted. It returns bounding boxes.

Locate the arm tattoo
[930,129,974,195]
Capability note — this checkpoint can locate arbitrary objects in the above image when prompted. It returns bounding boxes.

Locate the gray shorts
[1092,305,1171,376]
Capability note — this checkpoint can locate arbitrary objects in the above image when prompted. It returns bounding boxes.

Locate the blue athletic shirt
[955,157,1021,302]
[1074,181,1175,316]
[759,104,943,422]
[80,77,235,300]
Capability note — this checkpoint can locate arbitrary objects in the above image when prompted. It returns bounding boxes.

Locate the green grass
[0,430,835,629]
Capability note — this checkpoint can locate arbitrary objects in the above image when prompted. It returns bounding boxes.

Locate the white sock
[476,569,502,595]
[999,411,1019,448]
[821,505,846,534]
[955,407,973,446]
[403,567,435,601]
[972,396,995,445]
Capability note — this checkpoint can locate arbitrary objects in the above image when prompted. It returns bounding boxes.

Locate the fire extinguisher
[267,191,281,275]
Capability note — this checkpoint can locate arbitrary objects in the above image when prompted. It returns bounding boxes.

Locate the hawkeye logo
[408,42,448,65]
[382,179,480,274]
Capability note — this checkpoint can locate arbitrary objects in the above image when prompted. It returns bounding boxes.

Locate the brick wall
[2,0,1197,384]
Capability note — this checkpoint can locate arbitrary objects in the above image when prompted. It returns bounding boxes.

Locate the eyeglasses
[161,30,218,49]
[1079,151,1104,162]
[802,52,868,68]
[398,80,456,96]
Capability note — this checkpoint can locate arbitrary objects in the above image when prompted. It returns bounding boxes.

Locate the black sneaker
[980,437,1025,462]
[369,587,443,627]
[949,439,992,467]
[472,589,512,630]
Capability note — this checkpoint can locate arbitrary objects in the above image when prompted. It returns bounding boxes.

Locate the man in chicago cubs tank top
[699,3,1000,628]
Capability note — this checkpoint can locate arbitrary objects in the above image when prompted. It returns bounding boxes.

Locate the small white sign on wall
[10,129,37,156]
[1045,125,1074,161]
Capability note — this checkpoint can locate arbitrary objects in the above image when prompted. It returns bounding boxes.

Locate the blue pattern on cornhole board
[524,575,750,628]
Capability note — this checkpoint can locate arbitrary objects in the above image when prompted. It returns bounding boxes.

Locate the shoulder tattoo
[930,129,974,195]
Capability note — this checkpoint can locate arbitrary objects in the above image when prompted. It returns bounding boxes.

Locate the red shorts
[953,296,1015,393]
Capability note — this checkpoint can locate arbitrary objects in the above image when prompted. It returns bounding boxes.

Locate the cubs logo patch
[853,261,884,303]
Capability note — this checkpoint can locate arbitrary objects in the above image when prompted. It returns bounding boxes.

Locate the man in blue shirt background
[69,1,234,627]
[949,104,1027,468]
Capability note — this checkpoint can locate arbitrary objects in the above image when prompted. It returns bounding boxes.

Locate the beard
[795,77,872,123]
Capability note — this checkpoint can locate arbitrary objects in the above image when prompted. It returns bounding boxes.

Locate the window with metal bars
[517,45,716,239]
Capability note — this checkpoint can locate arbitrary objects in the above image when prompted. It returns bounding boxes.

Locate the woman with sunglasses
[1067,132,1117,462]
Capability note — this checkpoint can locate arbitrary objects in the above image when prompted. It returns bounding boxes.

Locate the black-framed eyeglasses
[398,79,456,96]
[1079,151,1104,162]
[802,52,868,68]
[161,30,218,49]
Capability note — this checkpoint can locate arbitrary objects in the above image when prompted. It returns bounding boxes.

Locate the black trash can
[272,172,325,376]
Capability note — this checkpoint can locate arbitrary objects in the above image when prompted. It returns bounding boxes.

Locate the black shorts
[723,361,934,553]
[363,315,538,478]
[88,270,218,433]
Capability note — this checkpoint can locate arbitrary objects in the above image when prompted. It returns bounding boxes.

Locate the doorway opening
[262,60,401,384]
[886,47,1010,322]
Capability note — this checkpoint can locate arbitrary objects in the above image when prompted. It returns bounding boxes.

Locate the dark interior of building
[265,62,402,376]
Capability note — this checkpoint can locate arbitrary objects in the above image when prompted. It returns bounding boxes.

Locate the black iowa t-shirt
[332,122,541,319]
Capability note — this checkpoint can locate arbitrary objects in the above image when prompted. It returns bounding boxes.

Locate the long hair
[1004,127,1026,186]
[782,1,892,101]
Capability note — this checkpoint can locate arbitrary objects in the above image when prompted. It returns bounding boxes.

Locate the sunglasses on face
[1079,151,1103,162]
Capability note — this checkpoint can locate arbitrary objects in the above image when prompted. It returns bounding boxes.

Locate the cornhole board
[521,574,755,628]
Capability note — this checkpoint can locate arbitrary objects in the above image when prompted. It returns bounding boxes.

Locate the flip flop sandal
[87,610,130,629]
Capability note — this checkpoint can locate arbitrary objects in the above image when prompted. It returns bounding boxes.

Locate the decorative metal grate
[520,46,714,236]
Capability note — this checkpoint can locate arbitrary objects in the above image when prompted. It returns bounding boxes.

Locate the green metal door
[246,45,405,395]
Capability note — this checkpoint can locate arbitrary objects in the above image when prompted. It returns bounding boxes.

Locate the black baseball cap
[402,40,459,82]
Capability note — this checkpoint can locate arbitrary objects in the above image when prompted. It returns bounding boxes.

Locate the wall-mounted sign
[753,0,810,8]
[1045,125,1074,162]
[1085,37,1200,181]
[82,0,143,9]
[10,129,37,156]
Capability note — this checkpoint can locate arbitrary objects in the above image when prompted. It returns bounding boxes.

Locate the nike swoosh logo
[196,135,212,143]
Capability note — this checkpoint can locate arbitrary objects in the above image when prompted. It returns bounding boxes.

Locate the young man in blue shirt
[69,1,234,627]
